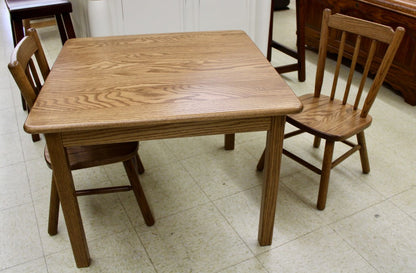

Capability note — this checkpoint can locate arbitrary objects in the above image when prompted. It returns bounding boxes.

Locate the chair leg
[313,136,321,148]
[62,12,76,39]
[135,154,145,174]
[48,176,60,235]
[257,149,266,171]
[31,133,41,142]
[55,14,68,45]
[317,140,334,210]
[357,132,370,174]
[123,157,154,226]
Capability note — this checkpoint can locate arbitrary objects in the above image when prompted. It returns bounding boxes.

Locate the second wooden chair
[257,9,405,210]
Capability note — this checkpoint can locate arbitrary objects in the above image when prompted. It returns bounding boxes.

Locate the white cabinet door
[197,0,270,55]
[198,0,250,33]
[72,0,270,55]
[123,0,184,35]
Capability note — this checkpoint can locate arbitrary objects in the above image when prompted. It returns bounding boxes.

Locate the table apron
[60,117,273,147]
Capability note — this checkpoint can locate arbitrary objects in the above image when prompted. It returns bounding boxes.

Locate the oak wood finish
[24,30,302,267]
[257,9,404,210]
[8,28,48,142]
[258,116,286,245]
[5,0,76,110]
[304,0,416,105]
[9,29,154,268]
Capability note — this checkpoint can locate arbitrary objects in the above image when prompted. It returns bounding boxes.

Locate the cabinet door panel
[199,0,249,32]
[123,0,184,35]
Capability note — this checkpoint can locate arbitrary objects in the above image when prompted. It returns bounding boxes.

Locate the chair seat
[6,0,72,18]
[287,94,373,141]
[45,142,139,170]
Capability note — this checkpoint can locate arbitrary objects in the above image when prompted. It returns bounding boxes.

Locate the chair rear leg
[123,157,154,226]
[256,149,266,171]
[357,132,370,174]
[48,176,60,235]
[32,133,41,142]
[135,154,145,174]
[317,140,335,210]
[313,136,321,148]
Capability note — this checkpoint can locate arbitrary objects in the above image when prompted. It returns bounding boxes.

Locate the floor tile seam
[0,198,34,213]
[324,199,388,229]
[130,198,214,228]
[116,153,215,222]
[42,226,143,260]
[254,224,329,258]
[129,222,159,273]
[386,188,416,222]
[329,224,381,273]
[0,256,46,272]
[129,201,231,272]
[253,223,379,272]
[209,187,260,257]
[115,189,147,231]
[277,178,388,228]
[209,183,263,204]
[0,198,48,271]
[361,174,411,200]
[0,100,26,166]
[161,138,203,162]
[173,145,266,203]
[177,155,217,202]
[22,153,50,270]
[213,256,269,273]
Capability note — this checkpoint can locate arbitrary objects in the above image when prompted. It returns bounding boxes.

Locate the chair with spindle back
[5,0,76,111]
[257,9,405,210]
[8,28,154,235]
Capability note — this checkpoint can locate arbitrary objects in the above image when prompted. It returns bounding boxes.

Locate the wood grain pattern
[304,0,416,105]
[25,31,303,266]
[8,28,50,142]
[61,117,272,147]
[258,116,285,245]
[282,9,403,210]
[25,31,302,134]
[45,133,90,268]
[288,94,372,140]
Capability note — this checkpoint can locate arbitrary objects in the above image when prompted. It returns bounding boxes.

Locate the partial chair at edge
[8,28,154,246]
[257,9,405,210]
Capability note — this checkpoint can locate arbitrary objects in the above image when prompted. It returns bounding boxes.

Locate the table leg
[45,134,90,267]
[258,116,285,246]
[224,134,235,150]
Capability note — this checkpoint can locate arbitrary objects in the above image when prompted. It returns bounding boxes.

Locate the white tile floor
[1,2,416,273]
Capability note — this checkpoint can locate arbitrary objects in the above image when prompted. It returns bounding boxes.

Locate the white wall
[70,0,271,55]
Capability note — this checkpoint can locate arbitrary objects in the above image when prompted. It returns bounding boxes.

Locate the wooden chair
[257,9,405,210]
[8,29,155,235]
[5,0,76,111]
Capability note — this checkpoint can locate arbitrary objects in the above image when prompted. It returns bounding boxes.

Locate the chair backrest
[8,28,50,109]
[315,9,405,118]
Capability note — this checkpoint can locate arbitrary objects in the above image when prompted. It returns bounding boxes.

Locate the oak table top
[25,30,301,134]
[25,30,302,268]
